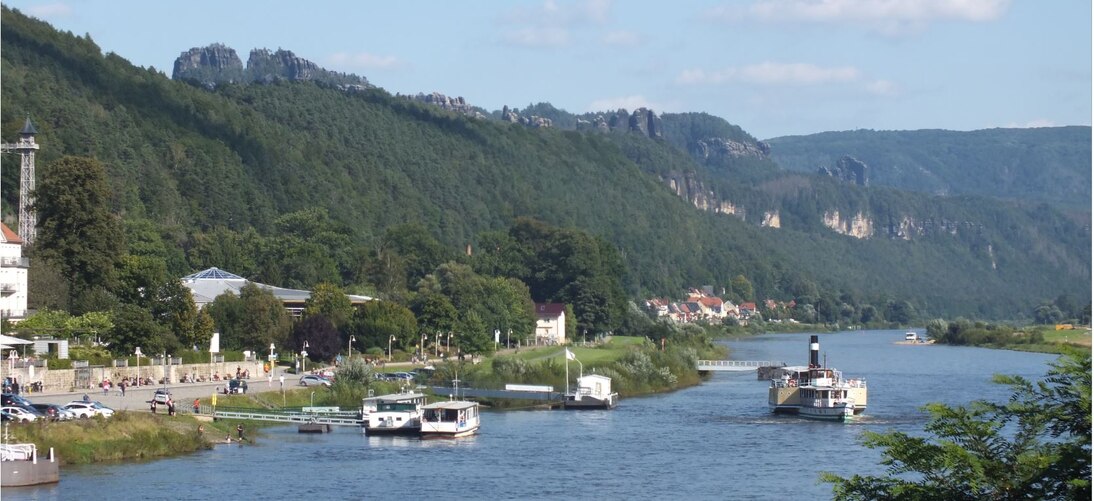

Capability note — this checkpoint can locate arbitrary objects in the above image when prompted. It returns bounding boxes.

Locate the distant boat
[1,443,59,486]
[905,331,918,341]
[768,335,867,421]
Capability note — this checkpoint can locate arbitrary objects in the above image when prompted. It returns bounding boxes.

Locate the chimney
[809,335,819,368]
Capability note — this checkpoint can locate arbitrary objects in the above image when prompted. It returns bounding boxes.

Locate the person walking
[119,380,126,397]
[151,400,157,414]
[279,374,285,391]
[193,398,200,414]
[236,423,245,441]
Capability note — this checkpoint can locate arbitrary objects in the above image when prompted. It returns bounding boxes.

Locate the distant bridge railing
[696,360,786,372]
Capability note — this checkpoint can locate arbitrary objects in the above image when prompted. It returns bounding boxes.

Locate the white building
[534,303,567,345]
[0,223,29,321]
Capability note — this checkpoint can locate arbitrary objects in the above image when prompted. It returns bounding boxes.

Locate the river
[5,330,1058,500]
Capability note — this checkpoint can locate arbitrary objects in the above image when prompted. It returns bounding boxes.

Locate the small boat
[1,443,60,487]
[562,374,618,410]
[904,331,918,341]
[362,391,426,436]
[768,335,867,421]
[561,349,619,410]
[420,400,480,438]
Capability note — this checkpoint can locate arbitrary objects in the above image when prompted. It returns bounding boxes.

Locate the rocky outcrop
[172,44,245,88]
[822,210,874,238]
[691,137,769,161]
[887,215,982,240]
[818,155,868,186]
[500,105,552,128]
[761,211,781,228]
[662,173,744,218]
[172,45,368,88]
[577,108,662,138]
[410,92,486,119]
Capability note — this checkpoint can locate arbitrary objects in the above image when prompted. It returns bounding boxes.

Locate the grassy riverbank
[4,412,213,465]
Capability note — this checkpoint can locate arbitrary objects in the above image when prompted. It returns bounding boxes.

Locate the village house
[534,302,567,345]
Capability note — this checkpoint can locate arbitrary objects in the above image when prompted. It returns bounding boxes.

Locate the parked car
[2,392,33,410]
[227,379,248,394]
[63,401,115,419]
[1,406,41,423]
[30,403,75,421]
[299,375,331,387]
[153,389,172,404]
[389,372,414,381]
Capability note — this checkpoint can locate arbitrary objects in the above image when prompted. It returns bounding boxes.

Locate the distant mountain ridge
[2,6,1088,320]
[765,127,1092,210]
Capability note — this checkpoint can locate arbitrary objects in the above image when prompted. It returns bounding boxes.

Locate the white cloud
[499,0,614,48]
[327,52,400,70]
[501,27,571,48]
[676,62,860,86]
[602,30,641,47]
[26,3,72,18]
[586,95,658,113]
[709,0,1010,35]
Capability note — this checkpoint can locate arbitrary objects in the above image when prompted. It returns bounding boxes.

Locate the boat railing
[0,443,35,461]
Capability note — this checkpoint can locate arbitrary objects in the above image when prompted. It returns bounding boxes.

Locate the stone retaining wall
[3,360,266,393]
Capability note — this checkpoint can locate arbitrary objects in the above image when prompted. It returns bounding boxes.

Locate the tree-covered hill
[764,127,1092,211]
[1,6,1088,321]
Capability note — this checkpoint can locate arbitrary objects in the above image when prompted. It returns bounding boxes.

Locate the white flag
[565,348,576,361]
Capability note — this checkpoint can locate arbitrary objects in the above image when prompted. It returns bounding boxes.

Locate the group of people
[150,398,177,416]
[2,377,42,394]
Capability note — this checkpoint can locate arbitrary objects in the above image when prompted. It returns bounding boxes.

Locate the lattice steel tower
[1,117,39,245]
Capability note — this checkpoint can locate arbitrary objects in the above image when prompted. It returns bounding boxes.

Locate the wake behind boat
[768,335,867,421]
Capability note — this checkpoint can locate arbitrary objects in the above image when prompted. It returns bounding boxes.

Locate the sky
[2,0,1090,139]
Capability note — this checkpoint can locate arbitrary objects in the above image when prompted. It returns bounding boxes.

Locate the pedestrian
[82,393,91,403]
[267,373,272,387]
[120,380,126,396]
[102,380,108,395]
[151,400,157,414]
[193,398,200,414]
[236,423,245,441]
[279,374,284,390]
[167,399,175,416]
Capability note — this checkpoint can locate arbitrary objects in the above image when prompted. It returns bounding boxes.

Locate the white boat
[768,335,867,421]
[563,374,618,410]
[420,400,480,438]
[362,391,426,435]
[1,442,59,487]
[905,331,918,341]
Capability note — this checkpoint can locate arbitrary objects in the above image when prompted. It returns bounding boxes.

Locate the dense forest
[1,6,1089,328]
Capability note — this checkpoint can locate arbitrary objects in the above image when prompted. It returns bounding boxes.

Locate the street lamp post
[269,343,276,365]
[388,335,395,361]
[435,332,440,358]
[301,341,309,373]
[420,333,426,361]
[134,347,142,387]
[348,335,356,360]
[446,332,453,353]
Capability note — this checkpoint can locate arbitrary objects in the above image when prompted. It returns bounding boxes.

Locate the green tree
[305,282,354,328]
[346,299,417,356]
[824,351,1091,500]
[292,314,340,362]
[33,156,126,310]
[106,304,168,355]
[731,274,754,301]
[237,283,292,352]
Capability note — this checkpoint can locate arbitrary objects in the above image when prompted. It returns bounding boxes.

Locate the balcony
[0,257,29,268]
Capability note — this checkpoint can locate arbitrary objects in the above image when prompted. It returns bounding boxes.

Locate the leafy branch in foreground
[822,350,1091,500]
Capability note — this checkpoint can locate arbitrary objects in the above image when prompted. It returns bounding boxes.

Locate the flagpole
[565,349,569,398]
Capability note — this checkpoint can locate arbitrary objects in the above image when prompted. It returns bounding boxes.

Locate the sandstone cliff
[172,44,368,88]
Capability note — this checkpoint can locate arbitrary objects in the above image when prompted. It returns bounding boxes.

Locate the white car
[0,406,39,423]
[299,375,332,387]
[63,401,115,419]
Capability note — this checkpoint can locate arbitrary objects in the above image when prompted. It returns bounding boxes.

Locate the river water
[6,330,1057,501]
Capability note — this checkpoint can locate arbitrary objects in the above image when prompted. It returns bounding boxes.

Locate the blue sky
[2,0,1090,138]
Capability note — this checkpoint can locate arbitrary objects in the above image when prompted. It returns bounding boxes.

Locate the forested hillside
[765,127,1092,210]
[1,7,1088,322]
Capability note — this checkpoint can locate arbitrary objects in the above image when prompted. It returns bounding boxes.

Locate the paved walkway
[21,369,312,412]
